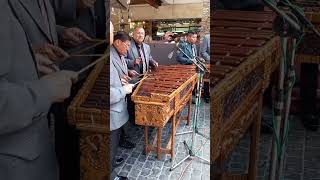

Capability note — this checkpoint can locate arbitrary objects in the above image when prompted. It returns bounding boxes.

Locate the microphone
[262,0,302,33]
[279,0,320,39]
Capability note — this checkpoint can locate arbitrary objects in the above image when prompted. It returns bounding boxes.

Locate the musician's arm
[0,9,51,135]
[200,36,210,62]
[110,86,126,105]
[124,56,135,69]
[51,0,77,23]
[176,51,193,65]
[148,53,157,67]
[110,63,127,105]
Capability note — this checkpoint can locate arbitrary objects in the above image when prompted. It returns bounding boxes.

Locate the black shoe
[119,139,135,149]
[114,175,128,180]
[113,158,124,168]
[302,115,319,131]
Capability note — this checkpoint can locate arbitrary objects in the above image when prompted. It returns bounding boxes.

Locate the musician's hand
[123,83,134,94]
[60,28,92,47]
[35,53,60,76]
[121,75,131,81]
[150,61,159,70]
[40,70,77,103]
[128,70,139,77]
[134,58,141,65]
[32,44,69,62]
[120,77,128,85]
[77,0,96,9]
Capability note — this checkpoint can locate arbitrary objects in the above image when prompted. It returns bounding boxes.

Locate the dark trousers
[300,63,319,117]
[50,80,87,180]
[120,121,131,140]
[127,94,135,123]
[51,103,80,180]
[110,128,120,180]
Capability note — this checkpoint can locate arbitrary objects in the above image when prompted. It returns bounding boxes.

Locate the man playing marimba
[110,31,134,180]
[126,26,159,76]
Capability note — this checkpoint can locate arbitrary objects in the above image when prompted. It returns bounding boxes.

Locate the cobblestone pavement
[218,110,320,180]
[113,101,319,180]
[113,101,210,180]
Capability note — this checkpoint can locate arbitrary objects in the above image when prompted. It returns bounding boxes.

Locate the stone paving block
[140,168,151,176]
[137,155,147,163]
[119,171,129,177]
[170,173,181,180]
[143,160,154,169]
[126,157,137,165]
[111,103,209,179]
[129,169,141,178]
[136,176,149,180]
[158,175,169,180]
[133,162,144,169]
[151,168,161,177]
[122,164,133,173]
[131,151,140,158]
[154,161,164,169]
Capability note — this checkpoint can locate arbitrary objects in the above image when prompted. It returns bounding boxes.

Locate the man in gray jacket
[110,31,134,180]
[126,27,158,76]
[11,0,91,75]
[0,0,77,179]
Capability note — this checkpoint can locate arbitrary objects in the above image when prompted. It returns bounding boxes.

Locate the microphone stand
[276,1,320,179]
[170,43,210,171]
[262,1,301,180]
[263,0,320,179]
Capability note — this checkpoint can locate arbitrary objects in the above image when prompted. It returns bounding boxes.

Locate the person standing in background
[200,33,210,103]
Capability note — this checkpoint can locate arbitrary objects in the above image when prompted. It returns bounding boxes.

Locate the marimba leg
[157,128,162,160]
[248,95,262,180]
[144,126,149,155]
[171,114,176,160]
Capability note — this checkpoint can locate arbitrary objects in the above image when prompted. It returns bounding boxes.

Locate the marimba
[68,53,108,180]
[131,65,197,160]
[211,10,281,179]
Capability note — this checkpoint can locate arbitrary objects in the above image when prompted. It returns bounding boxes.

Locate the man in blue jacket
[176,30,198,65]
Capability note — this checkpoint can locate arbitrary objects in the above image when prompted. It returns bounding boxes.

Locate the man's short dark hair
[114,31,131,42]
[187,30,197,36]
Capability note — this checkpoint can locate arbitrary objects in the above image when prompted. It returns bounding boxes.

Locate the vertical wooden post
[144,126,149,155]
[171,114,176,159]
[248,95,262,180]
[157,128,162,160]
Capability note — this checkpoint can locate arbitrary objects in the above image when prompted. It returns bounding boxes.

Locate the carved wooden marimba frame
[211,10,281,179]
[68,44,108,180]
[131,65,197,160]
